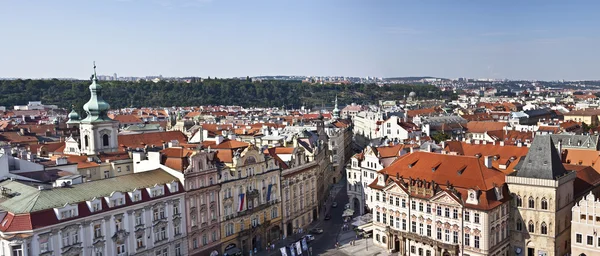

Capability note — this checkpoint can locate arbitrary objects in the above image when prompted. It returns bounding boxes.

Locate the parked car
[324,214,331,220]
[332,202,338,208]
[303,234,315,242]
[310,228,324,234]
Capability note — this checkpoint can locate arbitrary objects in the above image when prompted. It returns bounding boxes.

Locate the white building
[571,192,600,256]
[0,169,187,256]
[367,152,511,256]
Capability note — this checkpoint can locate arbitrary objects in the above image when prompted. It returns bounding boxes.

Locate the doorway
[527,248,535,256]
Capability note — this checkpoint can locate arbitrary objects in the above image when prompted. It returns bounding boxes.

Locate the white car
[304,234,315,242]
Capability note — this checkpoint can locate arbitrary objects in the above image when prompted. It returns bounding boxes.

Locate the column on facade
[126,210,134,254]
[103,215,112,255]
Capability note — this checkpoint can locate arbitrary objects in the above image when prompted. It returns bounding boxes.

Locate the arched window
[516,219,522,231]
[528,221,535,233]
[84,135,89,148]
[541,222,547,234]
[541,198,548,210]
[528,197,535,208]
[516,195,522,207]
[102,134,109,147]
[376,234,380,242]
[382,236,386,243]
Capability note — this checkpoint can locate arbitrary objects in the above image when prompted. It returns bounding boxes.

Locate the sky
[1,0,599,80]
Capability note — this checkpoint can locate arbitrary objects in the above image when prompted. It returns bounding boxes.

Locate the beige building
[216,143,282,255]
[571,192,600,256]
[563,109,600,127]
[507,135,576,256]
[270,147,320,238]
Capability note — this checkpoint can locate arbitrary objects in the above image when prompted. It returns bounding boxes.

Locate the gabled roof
[515,135,568,180]
[118,131,187,150]
[466,121,507,133]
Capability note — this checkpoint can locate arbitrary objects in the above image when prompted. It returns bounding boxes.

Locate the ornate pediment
[383,181,408,196]
[431,191,462,207]
[61,224,80,233]
[62,245,83,256]
[111,230,130,243]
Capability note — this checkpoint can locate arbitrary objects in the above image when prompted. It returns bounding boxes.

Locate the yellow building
[216,143,282,256]
[563,109,600,127]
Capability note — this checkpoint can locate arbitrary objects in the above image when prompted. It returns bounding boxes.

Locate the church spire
[333,95,340,119]
[81,62,112,123]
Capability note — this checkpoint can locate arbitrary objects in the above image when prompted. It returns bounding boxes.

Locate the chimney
[484,156,493,168]
[441,141,446,149]
[427,144,432,152]
[500,141,505,146]
[410,147,414,154]
[517,142,523,147]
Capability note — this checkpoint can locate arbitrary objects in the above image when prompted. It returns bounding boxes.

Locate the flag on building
[295,241,302,255]
[267,184,273,201]
[238,193,245,212]
[280,247,288,256]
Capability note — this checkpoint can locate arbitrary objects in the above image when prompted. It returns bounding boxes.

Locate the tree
[431,132,451,143]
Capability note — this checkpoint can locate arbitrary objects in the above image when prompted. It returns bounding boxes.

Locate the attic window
[457,165,467,175]
[431,162,441,172]
[543,161,548,165]
[408,160,418,169]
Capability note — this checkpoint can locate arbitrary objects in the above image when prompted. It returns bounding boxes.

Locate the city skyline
[2,0,600,80]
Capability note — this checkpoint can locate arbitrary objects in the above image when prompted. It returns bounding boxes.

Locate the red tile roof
[118,131,188,150]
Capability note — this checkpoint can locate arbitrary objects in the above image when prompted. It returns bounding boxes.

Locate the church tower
[78,63,119,155]
[332,95,340,120]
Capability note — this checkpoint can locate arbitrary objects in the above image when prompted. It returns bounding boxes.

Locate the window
[376,212,380,222]
[426,224,431,236]
[175,243,182,256]
[116,242,126,255]
[412,221,416,233]
[383,213,387,224]
[418,248,423,256]
[94,224,102,238]
[576,233,582,243]
[588,235,594,245]
[541,198,548,210]
[396,197,400,206]
[474,213,480,224]
[445,208,450,217]
[173,203,180,215]
[528,221,535,233]
[437,228,442,240]
[474,236,480,248]
[453,209,458,219]
[135,213,143,226]
[402,219,406,230]
[11,245,23,256]
[39,237,50,253]
[516,219,522,231]
[453,231,458,243]
[464,211,470,222]
[117,167,121,172]
[426,204,431,213]
[436,206,442,216]
[174,223,181,235]
[516,195,522,207]
[104,170,110,178]
[402,199,406,208]
[541,222,547,234]
[136,235,144,249]
[464,234,470,246]
[412,201,416,210]
[95,247,104,256]
[376,193,380,201]
[193,238,198,249]
[528,196,535,208]
[103,134,109,147]
[419,202,423,212]
[419,223,424,235]
[445,229,450,242]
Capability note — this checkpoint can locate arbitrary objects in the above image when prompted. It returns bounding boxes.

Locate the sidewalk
[254,182,346,256]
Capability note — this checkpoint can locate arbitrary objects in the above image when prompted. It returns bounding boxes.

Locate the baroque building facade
[217,144,282,256]
[368,151,511,256]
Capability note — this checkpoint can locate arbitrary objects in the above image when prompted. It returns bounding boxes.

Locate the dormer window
[60,209,77,219]
[494,186,503,200]
[168,182,179,193]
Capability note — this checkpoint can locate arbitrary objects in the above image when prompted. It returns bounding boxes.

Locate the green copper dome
[66,108,80,124]
[81,63,112,123]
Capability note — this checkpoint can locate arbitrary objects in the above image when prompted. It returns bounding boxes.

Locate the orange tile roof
[443,141,529,173]
[118,131,188,150]
[160,147,195,171]
[406,107,442,118]
[0,131,39,145]
[110,114,143,124]
[263,147,294,155]
[212,139,249,149]
[374,152,508,210]
[374,144,406,158]
[466,121,507,133]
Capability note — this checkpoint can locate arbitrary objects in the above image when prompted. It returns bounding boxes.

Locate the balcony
[247,189,260,200]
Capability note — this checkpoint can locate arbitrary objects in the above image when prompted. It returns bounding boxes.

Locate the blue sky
[1,0,599,80]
